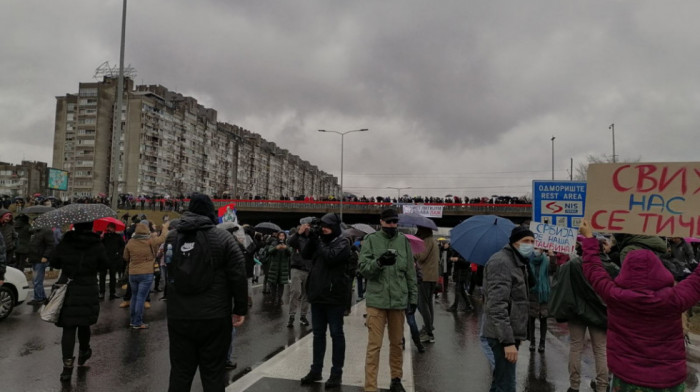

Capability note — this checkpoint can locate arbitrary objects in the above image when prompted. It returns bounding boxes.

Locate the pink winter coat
[582,236,700,388]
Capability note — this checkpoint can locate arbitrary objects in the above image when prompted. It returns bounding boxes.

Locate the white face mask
[517,243,534,257]
[533,249,542,256]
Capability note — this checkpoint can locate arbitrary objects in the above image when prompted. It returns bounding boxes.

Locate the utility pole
[110,0,127,211]
[551,136,556,180]
[609,123,616,163]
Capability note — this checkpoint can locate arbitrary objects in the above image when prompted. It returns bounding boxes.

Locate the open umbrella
[450,215,515,265]
[34,203,117,229]
[93,217,126,232]
[343,223,377,239]
[254,221,282,234]
[21,205,55,214]
[398,213,438,231]
[405,234,425,254]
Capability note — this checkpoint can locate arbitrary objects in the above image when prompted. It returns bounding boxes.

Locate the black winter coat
[288,232,312,271]
[303,234,352,306]
[28,228,56,264]
[50,231,108,327]
[101,232,125,270]
[165,212,248,319]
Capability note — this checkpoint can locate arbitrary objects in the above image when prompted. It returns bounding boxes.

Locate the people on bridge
[358,208,417,392]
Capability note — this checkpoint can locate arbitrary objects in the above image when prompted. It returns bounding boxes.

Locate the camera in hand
[301,216,322,237]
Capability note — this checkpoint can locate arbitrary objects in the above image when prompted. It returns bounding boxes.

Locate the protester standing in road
[414,226,439,344]
[0,211,16,267]
[27,223,56,305]
[527,248,555,353]
[265,231,291,305]
[447,248,473,312]
[166,194,247,392]
[580,219,700,391]
[481,226,533,392]
[100,222,125,300]
[123,223,158,329]
[13,214,31,269]
[287,219,312,327]
[0,230,6,285]
[50,221,108,382]
[300,213,352,389]
[358,208,418,392]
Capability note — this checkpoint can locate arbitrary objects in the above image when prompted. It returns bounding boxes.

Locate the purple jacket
[582,236,700,388]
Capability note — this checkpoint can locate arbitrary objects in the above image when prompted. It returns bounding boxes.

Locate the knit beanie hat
[188,193,217,224]
[509,226,534,244]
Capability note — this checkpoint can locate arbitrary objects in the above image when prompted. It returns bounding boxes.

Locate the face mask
[533,249,542,257]
[382,227,397,238]
[517,243,534,257]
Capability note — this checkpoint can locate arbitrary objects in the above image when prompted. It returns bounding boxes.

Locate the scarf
[528,253,551,304]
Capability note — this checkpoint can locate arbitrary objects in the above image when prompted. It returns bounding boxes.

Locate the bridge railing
[210,199,532,215]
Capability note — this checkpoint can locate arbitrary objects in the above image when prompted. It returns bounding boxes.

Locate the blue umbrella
[449,215,516,265]
[398,213,438,231]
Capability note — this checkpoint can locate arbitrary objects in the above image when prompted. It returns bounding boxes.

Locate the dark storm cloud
[3,1,700,197]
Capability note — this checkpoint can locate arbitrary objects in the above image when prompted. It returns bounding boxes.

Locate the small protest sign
[401,205,444,218]
[529,221,578,254]
[585,162,700,237]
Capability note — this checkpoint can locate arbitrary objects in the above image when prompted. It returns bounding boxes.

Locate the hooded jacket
[414,234,439,282]
[481,245,530,345]
[582,236,700,388]
[613,234,667,264]
[165,211,248,319]
[50,231,108,327]
[28,227,56,264]
[123,224,158,275]
[358,229,418,310]
[303,213,352,306]
[13,215,31,255]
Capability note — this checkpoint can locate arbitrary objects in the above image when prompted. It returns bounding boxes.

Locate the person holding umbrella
[481,226,534,392]
[50,221,108,381]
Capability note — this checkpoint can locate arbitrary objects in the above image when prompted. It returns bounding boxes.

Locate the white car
[0,266,30,321]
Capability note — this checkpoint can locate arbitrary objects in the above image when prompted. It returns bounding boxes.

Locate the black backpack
[168,229,214,295]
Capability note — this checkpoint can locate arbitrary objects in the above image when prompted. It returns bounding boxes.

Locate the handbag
[39,278,71,323]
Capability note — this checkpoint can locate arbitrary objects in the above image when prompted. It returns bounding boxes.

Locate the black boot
[299,315,310,326]
[325,373,342,388]
[287,315,295,328]
[300,371,322,385]
[78,348,92,366]
[60,357,75,382]
[412,335,426,353]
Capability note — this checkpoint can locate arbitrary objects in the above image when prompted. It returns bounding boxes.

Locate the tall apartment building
[53,77,339,199]
[0,161,48,197]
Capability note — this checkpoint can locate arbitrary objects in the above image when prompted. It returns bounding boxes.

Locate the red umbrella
[405,234,425,254]
[93,217,125,232]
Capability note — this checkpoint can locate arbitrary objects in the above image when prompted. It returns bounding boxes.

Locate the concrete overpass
[213,200,533,229]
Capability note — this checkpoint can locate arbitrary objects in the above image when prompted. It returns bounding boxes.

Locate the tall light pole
[318,128,369,221]
[110,0,128,211]
[386,186,411,202]
[551,136,556,180]
[609,123,616,163]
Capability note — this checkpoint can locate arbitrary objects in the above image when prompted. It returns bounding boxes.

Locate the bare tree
[573,154,640,181]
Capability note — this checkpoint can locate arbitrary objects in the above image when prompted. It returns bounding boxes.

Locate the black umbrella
[21,205,55,214]
[34,203,117,229]
[343,223,377,239]
[254,222,282,234]
[398,213,438,231]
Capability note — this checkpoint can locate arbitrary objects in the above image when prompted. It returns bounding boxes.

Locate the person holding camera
[358,208,418,392]
[300,213,352,389]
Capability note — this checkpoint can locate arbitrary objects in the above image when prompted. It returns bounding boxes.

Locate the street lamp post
[110,0,128,211]
[551,136,556,180]
[386,186,411,203]
[609,123,616,163]
[318,128,369,221]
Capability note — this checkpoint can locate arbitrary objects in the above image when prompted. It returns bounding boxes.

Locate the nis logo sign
[542,201,583,215]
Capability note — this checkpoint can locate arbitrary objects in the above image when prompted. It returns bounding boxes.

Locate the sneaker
[144,301,151,309]
[299,315,310,326]
[529,343,536,352]
[225,361,237,370]
[390,378,406,392]
[132,324,149,330]
[325,374,342,389]
[287,315,294,328]
[300,371,322,385]
[420,332,435,343]
[119,301,130,308]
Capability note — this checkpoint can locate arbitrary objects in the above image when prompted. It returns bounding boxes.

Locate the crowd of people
[3,196,700,391]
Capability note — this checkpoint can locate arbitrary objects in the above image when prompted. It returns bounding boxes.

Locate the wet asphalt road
[2,282,700,392]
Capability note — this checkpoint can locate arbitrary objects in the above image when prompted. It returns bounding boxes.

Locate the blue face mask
[517,243,534,257]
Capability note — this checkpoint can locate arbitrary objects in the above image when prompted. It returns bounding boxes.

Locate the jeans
[129,273,153,326]
[310,303,345,376]
[486,337,518,392]
[405,310,420,341]
[168,317,231,392]
[226,327,237,362]
[33,262,48,301]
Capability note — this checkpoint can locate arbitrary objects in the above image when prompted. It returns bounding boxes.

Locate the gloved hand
[378,250,397,266]
[407,303,417,315]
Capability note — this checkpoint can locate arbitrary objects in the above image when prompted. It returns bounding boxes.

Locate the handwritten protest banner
[529,221,578,253]
[585,162,700,237]
[401,205,444,218]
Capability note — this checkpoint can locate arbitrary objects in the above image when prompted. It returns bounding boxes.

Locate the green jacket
[358,231,418,310]
[615,234,667,264]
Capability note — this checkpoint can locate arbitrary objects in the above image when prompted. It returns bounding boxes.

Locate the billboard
[47,168,69,191]
[532,180,587,227]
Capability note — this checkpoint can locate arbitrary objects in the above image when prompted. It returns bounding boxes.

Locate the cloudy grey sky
[2,1,698,199]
